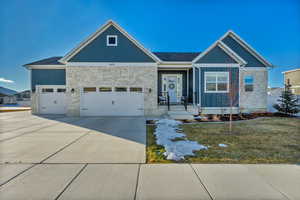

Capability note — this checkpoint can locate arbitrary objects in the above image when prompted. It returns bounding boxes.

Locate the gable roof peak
[59,20,161,63]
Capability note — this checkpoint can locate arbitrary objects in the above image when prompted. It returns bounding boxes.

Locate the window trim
[106,35,118,46]
[204,72,229,93]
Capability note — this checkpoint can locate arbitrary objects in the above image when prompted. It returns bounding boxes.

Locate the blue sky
[1,0,300,91]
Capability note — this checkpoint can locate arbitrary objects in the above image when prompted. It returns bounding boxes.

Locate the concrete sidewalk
[0,163,299,200]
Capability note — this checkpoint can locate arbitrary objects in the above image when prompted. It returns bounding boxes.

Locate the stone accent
[66,65,158,116]
[31,92,38,114]
[239,68,268,112]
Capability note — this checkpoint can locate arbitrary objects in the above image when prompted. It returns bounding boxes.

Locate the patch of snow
[218,143,228,148]
[155,119,208,161]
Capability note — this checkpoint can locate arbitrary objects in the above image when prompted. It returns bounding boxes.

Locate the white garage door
[38,86,67,114]
[80,87,144,116]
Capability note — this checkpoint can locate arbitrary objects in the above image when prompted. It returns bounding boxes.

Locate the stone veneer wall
[239,68,268,112]
[66,65,158,116]
[31,92,38,114]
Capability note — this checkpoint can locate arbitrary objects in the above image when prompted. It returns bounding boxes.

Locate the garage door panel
[80,91,144,116]
[38,86,67,114]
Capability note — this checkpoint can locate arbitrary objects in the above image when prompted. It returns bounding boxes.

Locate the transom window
[115,87,127,92]
[204,72,229,93]
[99,87,112,92]
[83,87,96,93]
[130,87,143,93]
[42,88,54,93]
[244,75,254,92]
[57,88,66,93]
[107,35,118,46]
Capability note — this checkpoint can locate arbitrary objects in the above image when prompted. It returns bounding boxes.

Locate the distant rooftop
[24,56,63,66]
[0,87,18,96]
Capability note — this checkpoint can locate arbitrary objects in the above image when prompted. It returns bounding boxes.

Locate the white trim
[291,85,300,88]
[192,40,247,66]
[202,107,239,109]
[192,66,195,105]
[194,63,240,68]
[159,61,192,65]
[25,65,66,69]
[239,67,267,71]
[198,67,201,106]
[220,30,272,67]
[59,20,161,63]
[158,64,192,69]
[187,68,189,98]
[282,68,300,74]
[66,62,157,67]
[204,72,229,93]
[106,35,118,46]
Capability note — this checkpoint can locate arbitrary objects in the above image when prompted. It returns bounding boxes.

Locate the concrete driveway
[1,112,300,199]
[0,111,146,164]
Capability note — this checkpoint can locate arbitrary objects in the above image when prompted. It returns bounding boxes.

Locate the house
[15,90,31,107]
[24,20,271,116]
[0,87,18,105]
[282,68,300,95]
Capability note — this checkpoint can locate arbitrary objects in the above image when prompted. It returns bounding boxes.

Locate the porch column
[192,65,195,106]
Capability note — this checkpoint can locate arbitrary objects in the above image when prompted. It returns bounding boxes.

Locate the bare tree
[228,72,238,134]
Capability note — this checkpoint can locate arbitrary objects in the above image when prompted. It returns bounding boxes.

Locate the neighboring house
[24,20,271,116]
[283,68,300,95]
[15,90,31,107]
[0,87,17,105]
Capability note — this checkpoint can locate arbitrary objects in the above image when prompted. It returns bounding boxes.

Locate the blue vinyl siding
[69,25,155,63]
[200,67,239,107]
[31,69,66,91]
[222,36,266,67]
[196,46,237,64]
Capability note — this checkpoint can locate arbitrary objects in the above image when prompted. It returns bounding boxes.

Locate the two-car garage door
[80,86,144,116]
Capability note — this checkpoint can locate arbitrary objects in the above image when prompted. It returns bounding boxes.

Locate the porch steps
[168,110,195,120]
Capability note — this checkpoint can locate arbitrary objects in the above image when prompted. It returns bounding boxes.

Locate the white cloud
[0,78,14,83]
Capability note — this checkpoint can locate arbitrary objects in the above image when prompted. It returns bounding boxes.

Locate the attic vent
[107,35,118,46]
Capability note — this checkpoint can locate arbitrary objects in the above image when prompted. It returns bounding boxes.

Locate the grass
[146,117,300,163]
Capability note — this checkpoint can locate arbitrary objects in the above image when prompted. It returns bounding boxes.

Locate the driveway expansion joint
[54,163,88,200]
[133,164,141,200]
[189,164,214,200]
[40,132,90,164]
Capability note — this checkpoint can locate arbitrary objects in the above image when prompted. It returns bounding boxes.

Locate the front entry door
[162,74,183,103]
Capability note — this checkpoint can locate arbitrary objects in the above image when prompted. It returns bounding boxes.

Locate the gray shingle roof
[24,56,64,66]
[25,52,202,66]
[153,52,201,62]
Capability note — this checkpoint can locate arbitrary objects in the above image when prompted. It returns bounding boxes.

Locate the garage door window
[115,87,127,92]
[84,87,97,93]
[42,88,54,93]
[130,87,143,93]
[99,87,112,92]
[57,88,66,93]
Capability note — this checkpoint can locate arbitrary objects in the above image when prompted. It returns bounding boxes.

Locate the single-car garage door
[37,85,67,114]
[80,86,144,116]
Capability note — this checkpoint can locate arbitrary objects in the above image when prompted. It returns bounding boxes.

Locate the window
[244,76,254,92]
[115,87,127,92]
[130,87,143,93]
[42,88,53,93]
[99,87,112,92]
[57,88,66,93]
[204,72,229,93]
[83,87,96,93]
[107,35,117,46]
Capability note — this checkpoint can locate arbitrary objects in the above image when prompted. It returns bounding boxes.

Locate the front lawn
[147,117,300,163]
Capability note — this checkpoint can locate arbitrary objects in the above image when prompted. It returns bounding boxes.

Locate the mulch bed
[146,112,296,124]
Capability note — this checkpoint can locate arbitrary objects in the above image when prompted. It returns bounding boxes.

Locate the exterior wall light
[71,88,75,93]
